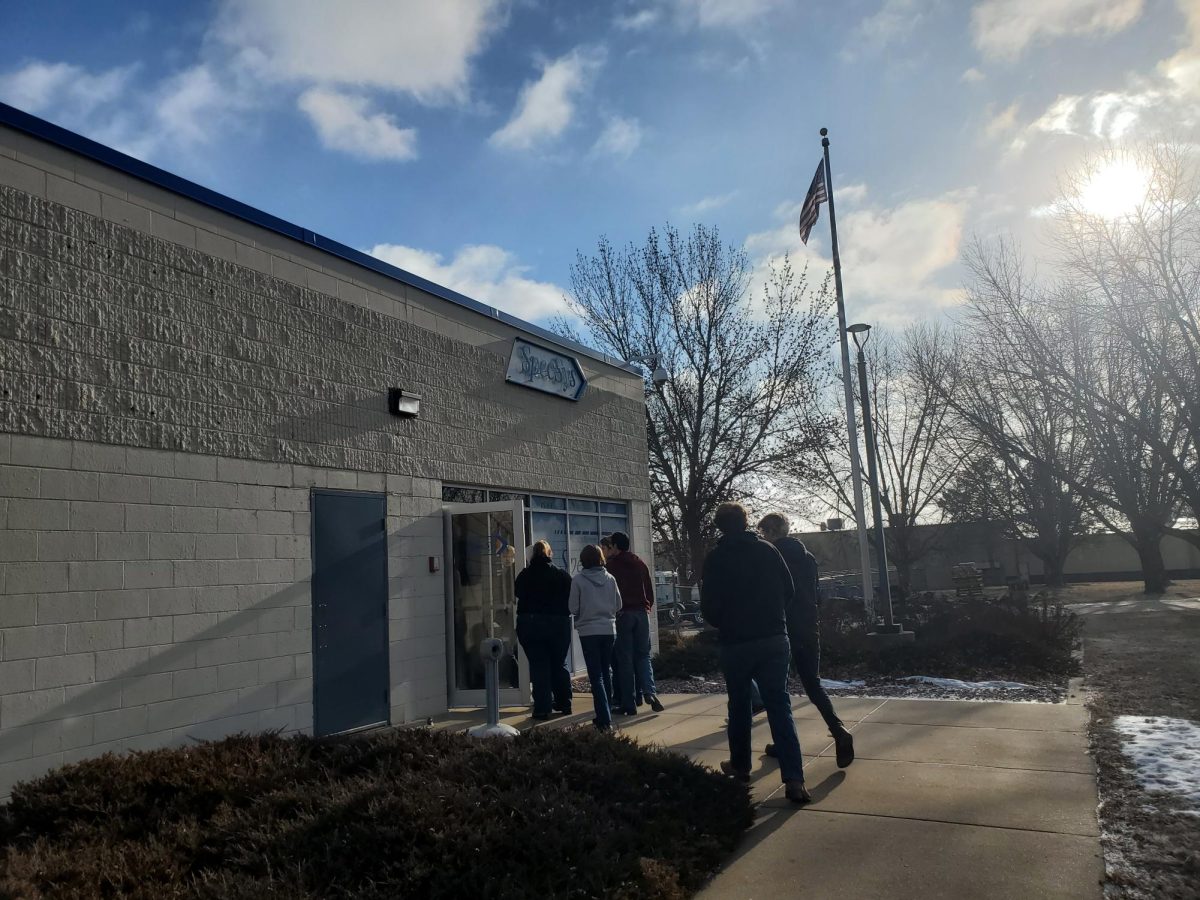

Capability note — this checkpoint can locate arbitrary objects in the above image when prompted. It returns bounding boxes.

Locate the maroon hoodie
[606,551,655,613]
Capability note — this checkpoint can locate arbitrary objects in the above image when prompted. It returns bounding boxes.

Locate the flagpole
[821,127,876,618]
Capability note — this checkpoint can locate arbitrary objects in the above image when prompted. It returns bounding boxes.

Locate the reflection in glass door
[443,500,528,707]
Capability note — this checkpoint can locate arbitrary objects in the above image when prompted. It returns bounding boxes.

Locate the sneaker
[531,713,551,722]
[719,761,750,783]
[833,729,855,768]
[648,695,665,713]
[764,743,777,758]
[615,708,637,717]
[553,707,573,716]
[592,719,612,733]
[785,781,812,804]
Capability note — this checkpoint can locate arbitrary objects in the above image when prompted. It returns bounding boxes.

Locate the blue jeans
[579,634,616,727]
[516,614,572,717]
[615,609,656,713]
[721,634,804,783]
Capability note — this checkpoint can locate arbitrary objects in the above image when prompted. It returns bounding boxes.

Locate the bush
[654,629,721,679]
[652,595,1081,682]
[0,728,752,900]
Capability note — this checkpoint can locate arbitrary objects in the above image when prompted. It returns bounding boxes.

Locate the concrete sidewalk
[436,692,1102,899]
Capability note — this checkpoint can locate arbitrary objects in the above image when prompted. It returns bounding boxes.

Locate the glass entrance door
[443,500,529,707]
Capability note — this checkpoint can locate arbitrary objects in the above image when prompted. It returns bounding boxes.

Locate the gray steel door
[312,490,389,736]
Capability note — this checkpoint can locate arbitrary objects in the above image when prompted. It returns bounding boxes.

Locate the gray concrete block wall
[0,435,446,798]
[0,123,651,506]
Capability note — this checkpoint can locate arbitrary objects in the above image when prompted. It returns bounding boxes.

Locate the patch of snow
[1113,716,1200,810]
[898,676,1037,691]
[820,678,866,689]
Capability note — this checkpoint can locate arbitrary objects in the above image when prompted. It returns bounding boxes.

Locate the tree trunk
[1041,553,1067,589]
[1132,529,1169,594]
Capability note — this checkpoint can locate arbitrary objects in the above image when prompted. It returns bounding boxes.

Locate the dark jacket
[773,535,820,632]
[515,556,572,616]
[606,551,655,613]
[700,530,794,645]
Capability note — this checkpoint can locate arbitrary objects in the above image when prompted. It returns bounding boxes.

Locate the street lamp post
[846,323,903,635]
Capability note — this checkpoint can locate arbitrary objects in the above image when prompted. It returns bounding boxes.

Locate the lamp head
[651,364,669,387]
[847,322,872,350]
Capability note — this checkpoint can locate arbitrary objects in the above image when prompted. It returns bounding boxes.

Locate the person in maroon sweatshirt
[606,531,664,715]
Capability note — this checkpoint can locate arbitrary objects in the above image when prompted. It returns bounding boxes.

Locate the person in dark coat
[515,540,574,719]
[701,502,810,804]
[759,513,854,768]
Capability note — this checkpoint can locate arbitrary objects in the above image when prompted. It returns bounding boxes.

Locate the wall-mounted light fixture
[388,388,421,418]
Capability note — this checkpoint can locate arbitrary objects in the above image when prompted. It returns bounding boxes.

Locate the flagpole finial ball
[820,127,828,136]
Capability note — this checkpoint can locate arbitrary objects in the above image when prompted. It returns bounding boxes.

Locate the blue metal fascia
[0,101,641,376]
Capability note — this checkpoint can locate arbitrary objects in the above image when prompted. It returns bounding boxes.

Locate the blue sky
[2,0,1196,329]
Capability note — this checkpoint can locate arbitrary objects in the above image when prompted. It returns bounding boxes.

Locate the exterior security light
[651,364,669,387]
[388,388,421,418]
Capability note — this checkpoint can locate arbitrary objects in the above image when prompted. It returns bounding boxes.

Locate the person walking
[607,531,664,715]
[570,544,623,731]
[701,502,810,804]
[600,536,622,705]
[515,540,574,720]
[758,513,855,768]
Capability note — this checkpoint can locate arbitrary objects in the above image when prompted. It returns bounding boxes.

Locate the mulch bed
[0,727,752,900]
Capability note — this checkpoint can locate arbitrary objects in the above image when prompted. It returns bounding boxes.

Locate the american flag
[798,160,827,245]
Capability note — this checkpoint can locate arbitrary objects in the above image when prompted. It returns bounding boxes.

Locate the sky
[2,0,1197,333]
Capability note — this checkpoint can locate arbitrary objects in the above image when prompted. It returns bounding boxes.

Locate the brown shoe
[785,781,812,804]
[720,760,750,783]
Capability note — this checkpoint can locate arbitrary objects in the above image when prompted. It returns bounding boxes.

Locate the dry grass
[1066,579,1200,900]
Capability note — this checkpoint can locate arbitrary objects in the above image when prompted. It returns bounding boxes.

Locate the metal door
[311,490,389,736]
[443,500,529,707]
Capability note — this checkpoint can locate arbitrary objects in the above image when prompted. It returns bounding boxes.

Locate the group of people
[514,531,662,732]
[514,506,853,807]
[700,503,855,805]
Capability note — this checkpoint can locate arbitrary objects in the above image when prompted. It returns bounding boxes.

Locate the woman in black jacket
[515,540,575,719]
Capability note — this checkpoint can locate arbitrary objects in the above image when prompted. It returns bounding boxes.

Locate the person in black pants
[758,513,854,768]
[515,540,574,720]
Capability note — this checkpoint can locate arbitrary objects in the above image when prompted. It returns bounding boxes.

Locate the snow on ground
[820,678,866,689]
[899,676,1038,692]
[1113,716,1200,811]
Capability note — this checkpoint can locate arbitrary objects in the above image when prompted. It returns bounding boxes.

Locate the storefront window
[444,486,629,570]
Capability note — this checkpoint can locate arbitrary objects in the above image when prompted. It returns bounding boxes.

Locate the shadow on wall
[0,518,443,799]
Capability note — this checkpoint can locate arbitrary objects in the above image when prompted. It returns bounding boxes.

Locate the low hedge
[655,594,1081,682]
[0,728,752,900]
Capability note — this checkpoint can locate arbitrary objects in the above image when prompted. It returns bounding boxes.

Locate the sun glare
[1076,159,1150,220]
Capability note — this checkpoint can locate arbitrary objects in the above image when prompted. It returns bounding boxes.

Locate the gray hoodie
[569,567,622,637]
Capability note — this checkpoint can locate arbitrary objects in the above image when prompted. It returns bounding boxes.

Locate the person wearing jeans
[758,513,854,768]
[570,543,623,731]
[701,502,810,804]
[515,540,574,719]
[606,531,663,715]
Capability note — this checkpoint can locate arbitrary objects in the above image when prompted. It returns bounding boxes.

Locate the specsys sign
[505,339,588,401]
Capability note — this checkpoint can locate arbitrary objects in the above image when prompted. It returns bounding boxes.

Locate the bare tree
[801,324,962,594]
[1051,143,1200,547]
[561,224,834,582]
[929,240,1093,588]
[954,237,1184,593]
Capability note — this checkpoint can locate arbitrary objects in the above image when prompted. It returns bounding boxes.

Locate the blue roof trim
[0,102,640,376]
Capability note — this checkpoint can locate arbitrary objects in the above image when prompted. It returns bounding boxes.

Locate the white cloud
[214,0,502,105]
[961,66,986,83]
[490,48,604,152]
[0,61,134,116]
[154,66,227,147]
[984,101,1021,139]
[672,0,783,28]
[298,88,417,161]
[971,0,1144,60]
[745,187,971,323]
[679,191,739,216]
[1006,0,1200,155]
[615,9,661,30]
[368,243,568,321]
[590,115,642,160]
[846,0,938,56]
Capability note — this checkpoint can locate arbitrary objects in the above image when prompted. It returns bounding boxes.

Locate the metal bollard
[468,637,519,739]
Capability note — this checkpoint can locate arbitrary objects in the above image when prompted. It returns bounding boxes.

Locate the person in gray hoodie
[570,544,623,731]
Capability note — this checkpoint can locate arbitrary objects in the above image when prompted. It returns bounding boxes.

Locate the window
[531,495,567,510]
[442,486,486,503]
[568,499,597,513]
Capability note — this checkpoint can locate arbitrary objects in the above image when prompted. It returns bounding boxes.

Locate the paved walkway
[436,691,1102,899]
